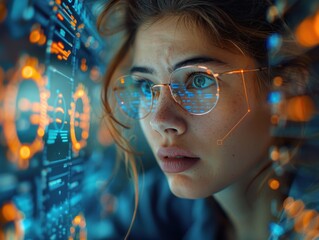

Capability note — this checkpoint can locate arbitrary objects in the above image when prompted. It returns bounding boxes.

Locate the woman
[97,0,319,239]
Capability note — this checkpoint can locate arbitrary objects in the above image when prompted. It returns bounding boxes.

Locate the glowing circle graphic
[2,56,48,169]
[70,84,90,153]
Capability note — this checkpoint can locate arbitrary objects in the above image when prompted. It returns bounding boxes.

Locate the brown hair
[97,0,308,238]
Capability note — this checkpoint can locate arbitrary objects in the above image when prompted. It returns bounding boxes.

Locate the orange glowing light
[38,35,47,46]
[82,132,88,139]
[295,12,319,47]
[1,203,17,222]
[78,23,85,31]
[37,128,45,137]
[58,42,64,48]
[294,210,317,232]
[77,89,84,98]
[270,146,279,161]
[314,11,319,37]
[74,142,81,150]
[51,42,71,61]
[3,56,48,169]
[284,198,305,218]
[22,66,34,79]
[55,118,62,124]
[0,3,7,23]
[267,5,279,23]
[273,76,283,87]
[90,67,101,82]
[20,146,31,160]
[268,178,280,190]
[57,13,64,21]
[70,214,87,240]
[29,24,47,46]
[55,106,65,114]
[286,95,315,122]
[29,30,41,43]
[282,197,319,238]
[70,84,90,154]
[80,59,88,72]
[73,216,81,225]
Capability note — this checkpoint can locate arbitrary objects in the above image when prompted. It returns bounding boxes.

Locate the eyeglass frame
[113,65,268,119]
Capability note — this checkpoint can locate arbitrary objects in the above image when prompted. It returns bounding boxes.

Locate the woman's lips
[157,147,200,173]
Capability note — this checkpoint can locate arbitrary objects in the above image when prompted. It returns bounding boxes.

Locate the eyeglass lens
[114,66,219,119]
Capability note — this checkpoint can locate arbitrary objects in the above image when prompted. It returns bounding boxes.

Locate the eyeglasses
[113,65,267,119]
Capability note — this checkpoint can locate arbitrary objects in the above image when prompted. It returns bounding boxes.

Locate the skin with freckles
[132,16,273,199]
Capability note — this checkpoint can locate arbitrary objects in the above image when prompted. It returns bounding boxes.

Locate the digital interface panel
[0,0,112,239]
[1,0,319,239]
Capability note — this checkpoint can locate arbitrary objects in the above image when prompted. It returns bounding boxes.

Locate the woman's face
[132,16,272,199]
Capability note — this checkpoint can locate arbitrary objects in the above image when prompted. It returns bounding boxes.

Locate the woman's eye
[134,79,152,96]
[190,74,216,89]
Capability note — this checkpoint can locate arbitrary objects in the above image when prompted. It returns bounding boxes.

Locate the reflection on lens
[170,66,219,114]
[113,65,220,119]
[114,76,152,119]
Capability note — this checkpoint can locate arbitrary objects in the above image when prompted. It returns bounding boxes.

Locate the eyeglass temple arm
[216,67,268,77]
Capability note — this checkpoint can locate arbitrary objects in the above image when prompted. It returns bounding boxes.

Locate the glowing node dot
[20,146,31,159]
[29,30,41,43]
[268,178,280,190]
[22,66,34,79]
[37,128,45,137]
[73,215,81,225]
[270,147,279,161]
[77,89,84,97]
[1,203,17,221]
[273,76,283,87]
[82,132,88,139]
[75,143,81,150]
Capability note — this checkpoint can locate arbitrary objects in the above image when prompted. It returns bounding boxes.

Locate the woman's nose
[149,86,187,137]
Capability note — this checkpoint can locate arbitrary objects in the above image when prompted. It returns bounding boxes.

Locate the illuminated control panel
[0,0,108,239]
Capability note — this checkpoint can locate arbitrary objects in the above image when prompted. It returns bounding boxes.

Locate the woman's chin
[166,174,213,199]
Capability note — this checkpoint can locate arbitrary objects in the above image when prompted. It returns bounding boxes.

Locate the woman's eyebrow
[129,56,223,75]
[130,66,155,75]
[173,56,224,70]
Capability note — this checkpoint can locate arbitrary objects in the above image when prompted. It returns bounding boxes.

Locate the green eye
[191,74,216,89]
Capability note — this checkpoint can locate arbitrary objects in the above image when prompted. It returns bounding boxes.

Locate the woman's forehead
[132,17,254,72]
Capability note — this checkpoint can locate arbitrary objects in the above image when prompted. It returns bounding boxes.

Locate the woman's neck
[213,164,288,240]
